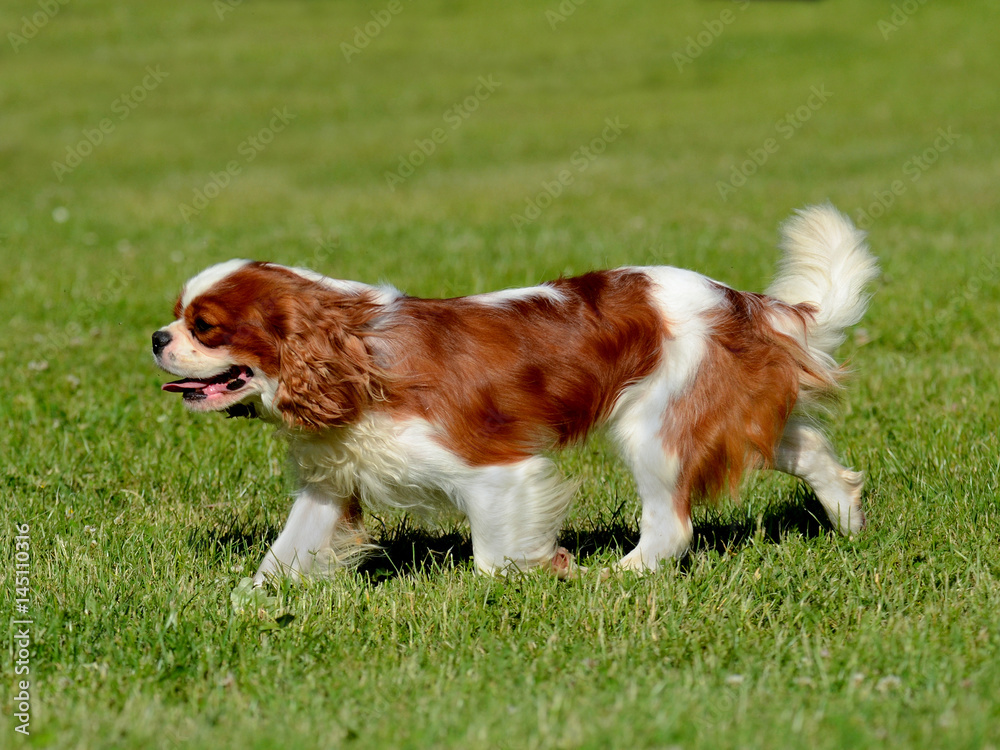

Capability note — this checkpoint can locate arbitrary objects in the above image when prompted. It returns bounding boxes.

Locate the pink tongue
[161,367,251,394]
[162,380,210,393]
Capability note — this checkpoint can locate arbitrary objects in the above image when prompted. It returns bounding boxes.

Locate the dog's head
[152,260,387,429]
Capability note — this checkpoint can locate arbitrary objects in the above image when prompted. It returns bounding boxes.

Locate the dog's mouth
[161,365,255,410]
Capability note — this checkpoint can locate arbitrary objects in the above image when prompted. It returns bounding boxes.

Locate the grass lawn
[2,0,999,747]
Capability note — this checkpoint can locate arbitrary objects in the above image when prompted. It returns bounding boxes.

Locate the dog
[152,204,877,583]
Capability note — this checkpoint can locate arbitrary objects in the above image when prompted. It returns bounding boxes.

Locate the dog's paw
[546,546,587,580]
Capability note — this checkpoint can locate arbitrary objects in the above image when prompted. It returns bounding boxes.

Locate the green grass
[2,0,999,747]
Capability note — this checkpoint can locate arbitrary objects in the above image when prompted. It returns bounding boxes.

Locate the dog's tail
[768,203,879,361]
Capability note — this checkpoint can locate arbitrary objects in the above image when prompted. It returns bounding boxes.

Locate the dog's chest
[287,415,458,516]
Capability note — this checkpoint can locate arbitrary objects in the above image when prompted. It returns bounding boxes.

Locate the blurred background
[2,0,995,294]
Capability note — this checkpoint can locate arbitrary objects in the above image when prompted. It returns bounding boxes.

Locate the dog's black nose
[152,330,172,356]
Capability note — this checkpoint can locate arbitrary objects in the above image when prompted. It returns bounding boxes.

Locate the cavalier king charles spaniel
[152,204,877,584]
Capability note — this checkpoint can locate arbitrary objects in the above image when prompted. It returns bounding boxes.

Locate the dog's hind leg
[611,398,693,572]
[773,419,865,535]
[614,446,692,572]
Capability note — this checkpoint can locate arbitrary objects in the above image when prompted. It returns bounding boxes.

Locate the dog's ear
[272,293,384,431]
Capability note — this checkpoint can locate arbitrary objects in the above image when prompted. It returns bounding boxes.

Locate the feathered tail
[768,203,879,361]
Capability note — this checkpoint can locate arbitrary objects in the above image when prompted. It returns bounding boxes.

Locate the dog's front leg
[253,485,365,586]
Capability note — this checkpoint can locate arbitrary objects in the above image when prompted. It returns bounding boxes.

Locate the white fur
[768,203,879,356]
[253,485,369,583]
[775,419,865,534]
[279,264,402,307]
[288,415,455,516]
[471,284,566,306]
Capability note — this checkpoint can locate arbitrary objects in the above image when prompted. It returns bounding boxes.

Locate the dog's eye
[194,318,215,335]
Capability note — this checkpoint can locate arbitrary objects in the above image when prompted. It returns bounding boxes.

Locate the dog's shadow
[192,493,832,583]
[359,491,832,579]
[688,493,829,558]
